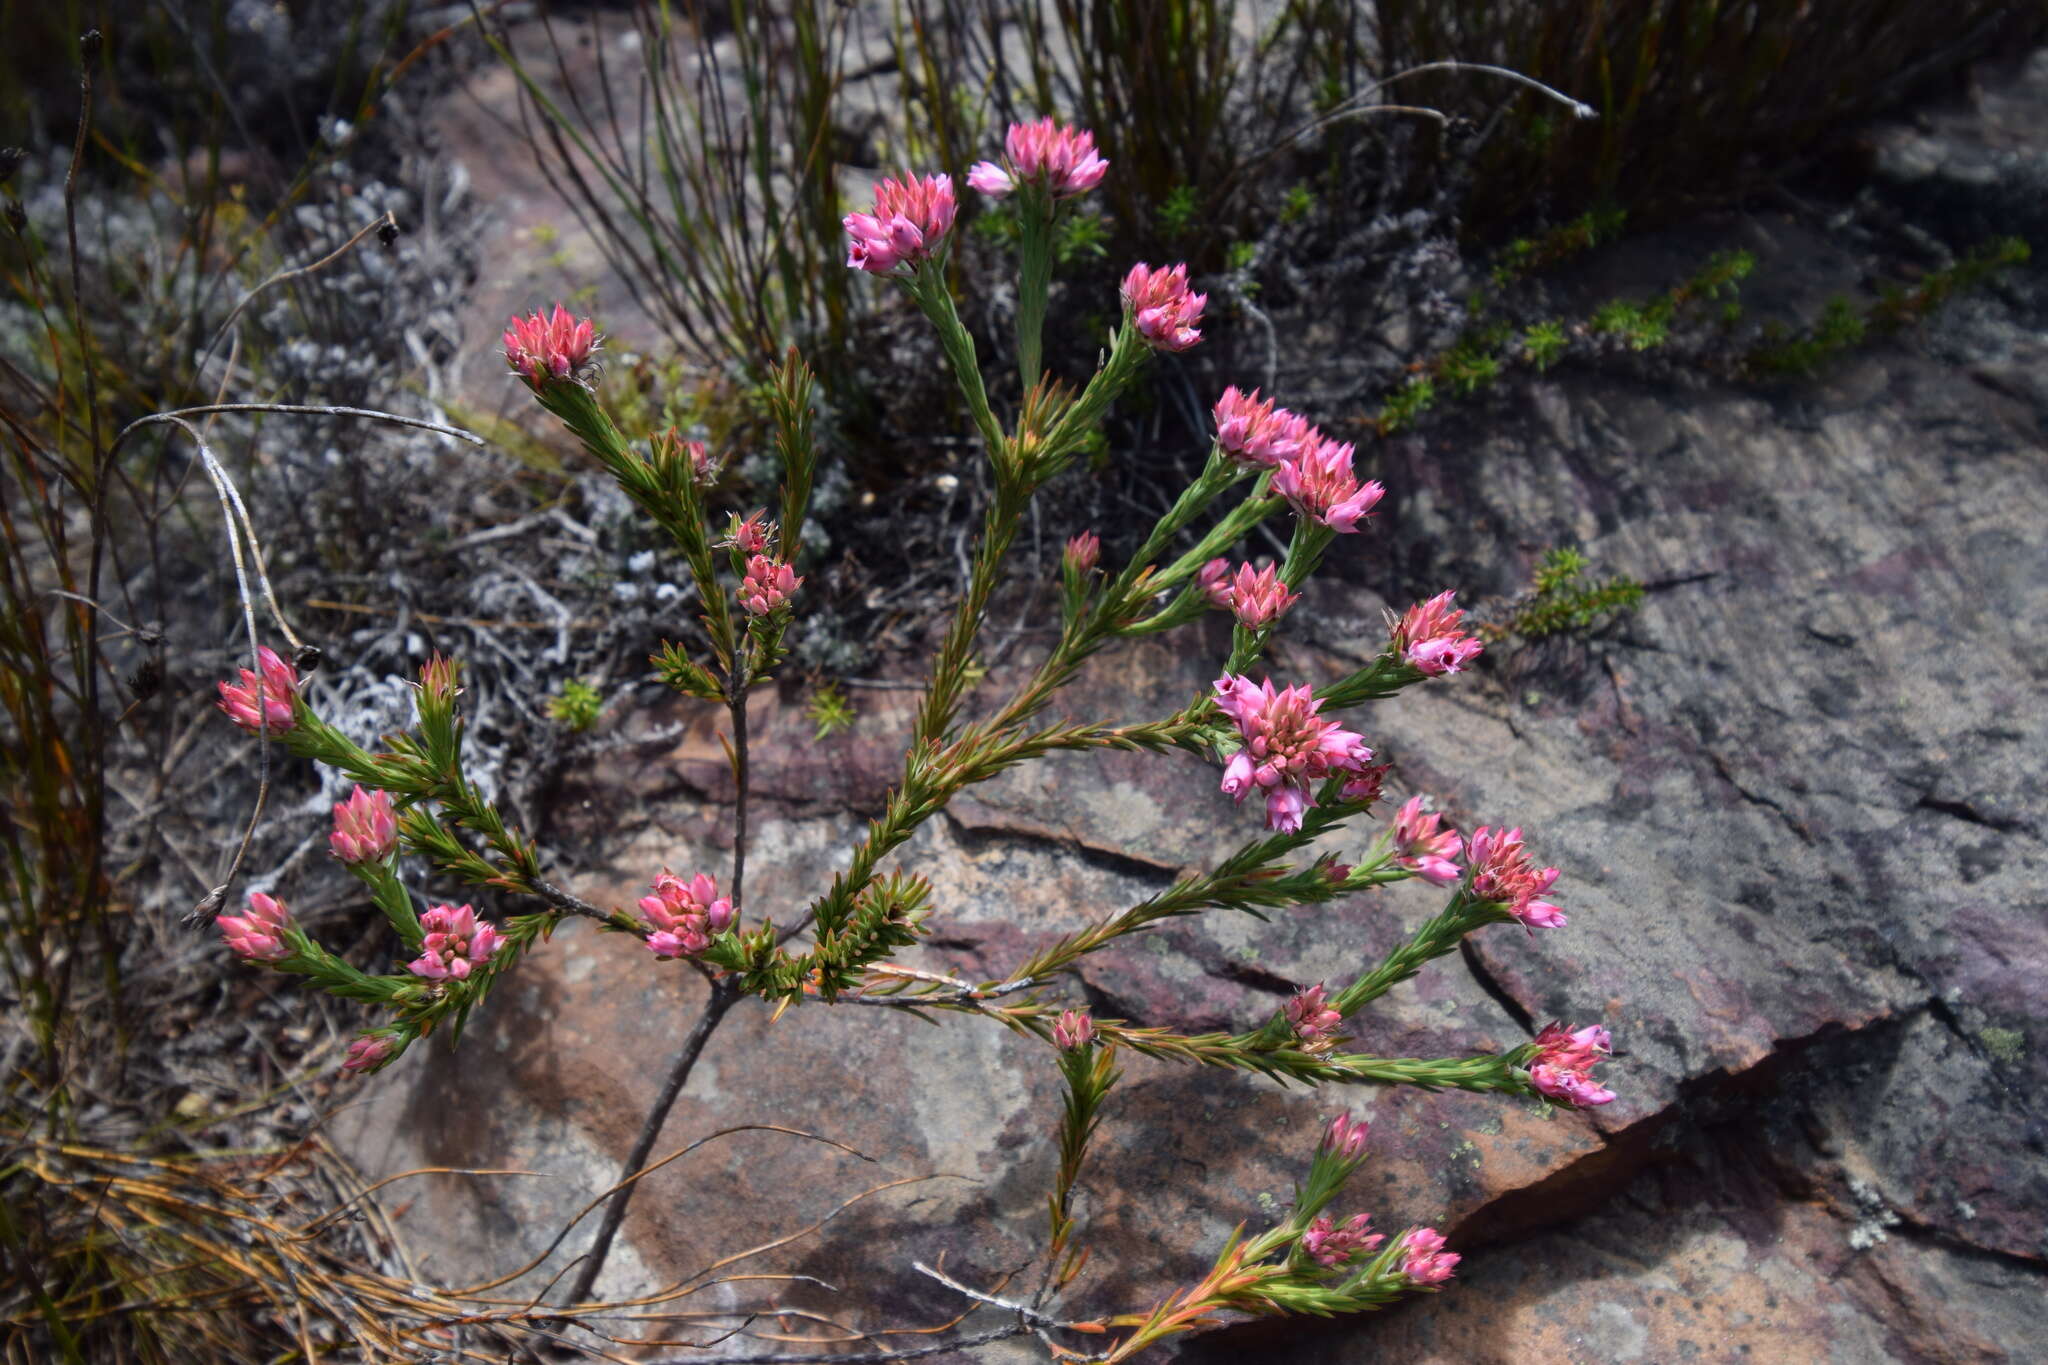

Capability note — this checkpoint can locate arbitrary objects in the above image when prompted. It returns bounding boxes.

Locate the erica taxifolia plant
[212,118,1618,1359]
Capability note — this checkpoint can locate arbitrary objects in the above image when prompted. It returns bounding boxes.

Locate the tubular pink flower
[503,304,598,388]
[1527,1021,1616,1107]
[1064,531,1100,574]
[1321,1112,1370,1162]
[1285,984,1343,1043]
[1392,591,1484,676]
[729,511,773,555]
[1466,826,1567,929]
[639,870,735,960]
[966,160,1014,197]
[1196,558,1233,608]
[1211,387,1312,469]
[1120,262,1205,352]
[330,786,398,865]
[218,891,292,962]
[343,1034,396,1073]
[738,555,803,615]
[1391,795,1464,886]
[1301,1212,1384,1268]
[1400,1227,1460,1285]
[407,903,503,981]
[843,172,957,275]
[1211,675,1374,832]
[1052,1008,1096,1051]
[1272,432,1384,532]
[216,646,299,734]
[1340,761,1389,809]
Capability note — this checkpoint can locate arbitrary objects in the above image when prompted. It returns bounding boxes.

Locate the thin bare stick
[911,1261,1082,1334]
[144,414,275,924]
[558,980,739,1308]
[117,404,484,452]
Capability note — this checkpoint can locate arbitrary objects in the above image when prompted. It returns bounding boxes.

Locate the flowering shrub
[214,118,1617,1359]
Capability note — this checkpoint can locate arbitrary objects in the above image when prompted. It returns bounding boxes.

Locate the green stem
[1017,193,1054,393]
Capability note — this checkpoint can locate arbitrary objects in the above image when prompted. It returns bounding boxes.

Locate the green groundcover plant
[211,119,1618,1361]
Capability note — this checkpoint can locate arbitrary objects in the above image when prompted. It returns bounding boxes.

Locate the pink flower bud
[1063,531,1100,575]
[417,653,461,706]
[503,304,598,389]
[729,511,773,555]
[218,890,292,962]
[1340,762,1389,809]
[656,429,723,487]
[330,786,398,865]
[1196,557,1233,608]
[1392,591,1484,676]
[1321,1112,1370,1161]
[1272,432,1384,532]
[737,555,803,615]
[1285,983,1343,1042]
[1120,262,1205,352]
[1400,1227,1460,1285]
[1052,1008,1096,1051]
[216,646,300,734]
[342,1034,396,1073]
[1466,825,1567,929]
[407,903,503,981]
[844,172,957,275]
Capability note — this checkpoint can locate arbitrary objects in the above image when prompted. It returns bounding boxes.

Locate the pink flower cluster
[1209,389,1383,532]
[330,786,398,865]
[1302,1212,1383,1268]
[407,903,503,981]
[1197,559,1300,630]
[503,304,597,388]
[219,891,292,962]
[844,172,957,275]
[967,118,1107,200]
[1391,795,1463,886]
[1466,826,1567,929]
[1528,1021,1615,1107]
[738,555,803,615]
[1284,983,1343,1043]
[1273,431,1385,532]
[1211,387,1312,469]
[217,646,299,734]
[1052,1007,1096,1051]
[1120,262,1205,352]
[1392,591,1484,676]
[1400,1227,1460,1285]
[638,870,735,959]
[1064,531,1101,575]
[1213,675,1375,833]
